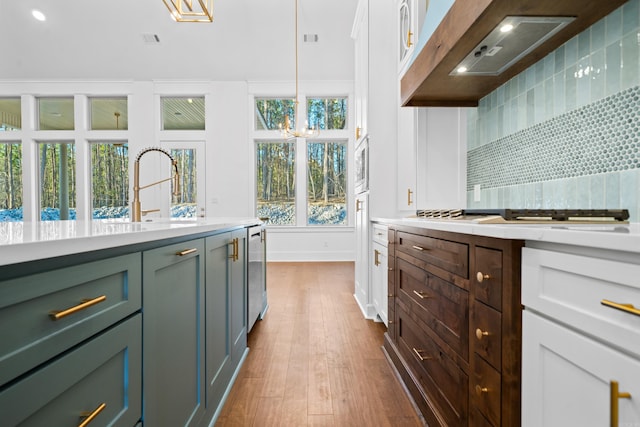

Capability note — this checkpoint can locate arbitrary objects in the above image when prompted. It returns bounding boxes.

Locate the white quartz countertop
[373,217,640,254]
[0,217,261,266]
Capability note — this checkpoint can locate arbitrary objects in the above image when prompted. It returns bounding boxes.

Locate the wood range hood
[401,0,629,107]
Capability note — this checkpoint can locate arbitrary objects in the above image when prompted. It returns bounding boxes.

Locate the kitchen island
[372,217,640,426]
[0,218,261,427]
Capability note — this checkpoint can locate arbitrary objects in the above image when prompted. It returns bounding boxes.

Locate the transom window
[255,98,295,130]
[38,97,74,130]
[307,97,347,130]
[162,97,205,130]
[0,98,21,131]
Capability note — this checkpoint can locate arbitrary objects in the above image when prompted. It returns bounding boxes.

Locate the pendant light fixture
[163,0,213,22]
[279,0,319,139]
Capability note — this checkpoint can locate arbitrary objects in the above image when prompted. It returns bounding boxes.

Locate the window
[307,97,347,130]
[0,143,22,221]
[38,98,74,130]
[39,142,76,220]
[161,97,205,130]
[256,141,296,225]
[0,98,21,131]
[307,141,347,225]
[255,98,295,130]
[91,142,129,219]
[90,97,128,130]
[170,148,197,218]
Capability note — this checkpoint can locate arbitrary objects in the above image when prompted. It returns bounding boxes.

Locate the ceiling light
[500,23,514,33]
[279,0,319,139]
[457,66,468,74]
[32,10,46,21]
[162,0,213,23]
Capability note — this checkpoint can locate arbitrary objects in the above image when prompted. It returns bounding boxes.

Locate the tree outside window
[256,141,296,225]
[91,142,129,219]
[255,98,295,130]
[307,141,347,225]
[39,142,76,220]
[0,143,23,221]
[170,148,197,218]
[307,97,347,130]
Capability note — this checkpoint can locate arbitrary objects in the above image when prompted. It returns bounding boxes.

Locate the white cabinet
[522,246,640,427]
[352,0,369,143]
[396,105,417,212]
[371,223,389,326]
[354,193,372,317]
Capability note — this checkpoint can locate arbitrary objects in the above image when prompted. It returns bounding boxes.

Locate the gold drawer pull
[601,299,640,317]
[476,272,490,283]
[407,188,413,206]
[228,238,239,261]
[412,347,431,361]
[475,328,489,340]
[412,245,426,251]
[50,295,107,321]
[475,385,489,395]
[610,380,631,427]
[374,249,381,266]
[78,402,106,427]
[413,290,431,299]
[176,248,198,256]
[356,199,362,212]
[388,267,394,271]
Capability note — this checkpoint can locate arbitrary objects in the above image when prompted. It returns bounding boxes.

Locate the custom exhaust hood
[401,0,629,107]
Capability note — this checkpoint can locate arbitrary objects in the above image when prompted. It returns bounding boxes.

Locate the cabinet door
[143,239,205,427]
[397,105,417,212]
[372,241,389,326]
[230,229,247,365]
[353,0,369,142]
[354,194,371,317]
[523,311,640,427]
[205,233,234,410]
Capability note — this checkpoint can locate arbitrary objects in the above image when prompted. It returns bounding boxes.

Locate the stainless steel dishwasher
[247,225,267,333]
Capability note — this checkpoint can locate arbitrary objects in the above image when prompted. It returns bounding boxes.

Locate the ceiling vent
[142,33,161,44]
[304,34,319,43]
[451,16,575,76]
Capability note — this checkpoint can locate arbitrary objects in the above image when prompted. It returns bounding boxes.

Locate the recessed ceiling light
[500,23,514,33]
[32,10,46,22]
[457,66,468,74]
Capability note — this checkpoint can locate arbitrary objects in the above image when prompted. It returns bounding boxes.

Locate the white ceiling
[0,0,358,82]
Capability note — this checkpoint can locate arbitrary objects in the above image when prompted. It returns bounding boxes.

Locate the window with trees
[91,142,129,219]
[255,98,295,130]
[39,142,76,220]
[170,148,197,218]
[307,97,347,130]
[256,141,296,225]
[307,141,347,225]
[0,143,22,221]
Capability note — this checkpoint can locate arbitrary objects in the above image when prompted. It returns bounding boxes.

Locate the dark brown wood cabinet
[383,225,523,426]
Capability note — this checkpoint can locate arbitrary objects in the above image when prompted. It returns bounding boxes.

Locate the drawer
[471,354,501,427]
[472,301,502,371]
[522,247,640,358]
[0,314,142,426]
[474,246,503,311]
[397,231,469,278]
[470,407,495,427]
[397,257,469,359]
[372,223,389,246]
[0,253,142,386]
[397,305,468,426]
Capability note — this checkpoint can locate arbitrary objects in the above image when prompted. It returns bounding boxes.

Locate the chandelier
[163,0,213,22]
[279,0,319,139]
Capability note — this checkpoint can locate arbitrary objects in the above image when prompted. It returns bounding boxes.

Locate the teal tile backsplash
[467,0,640,221]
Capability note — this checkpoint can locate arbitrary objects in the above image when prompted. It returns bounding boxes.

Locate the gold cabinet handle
[475,328,489,340]
[50,295,107,321]
[413,290,430,299]
[356,127,362,140]
[228,238,239,262]
[176,248,198,256]
[412,245,425,251]
[407,188,413,206]
[388,267,394,271]
[374,249,381,266]
[475,385,489,396]
[356,199,362,212]
[412,347,431,361]
[601,299,640,317]
[476,272,491,283]
[78,402,106,427]
[407,31,413,48]
[611,380,631,427]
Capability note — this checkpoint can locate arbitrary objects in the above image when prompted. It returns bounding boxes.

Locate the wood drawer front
[474,247,503,311]
[0,314,142,427]
[397,257,469,359]
[397,306,468,426]
[470,407,495,427]
[0,253,142,387]
[472,354,502,427]
[372,223,389,246]
[522,247,640,358]
[472,301,502,371]
[397,231,469,278]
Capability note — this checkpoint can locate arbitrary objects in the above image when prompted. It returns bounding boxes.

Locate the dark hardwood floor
[215,262,424,426]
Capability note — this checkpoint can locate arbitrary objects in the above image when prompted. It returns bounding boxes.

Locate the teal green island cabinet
[0,219,258,427]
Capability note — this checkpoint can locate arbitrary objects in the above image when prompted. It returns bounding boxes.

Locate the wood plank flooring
[215,262,424,427]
